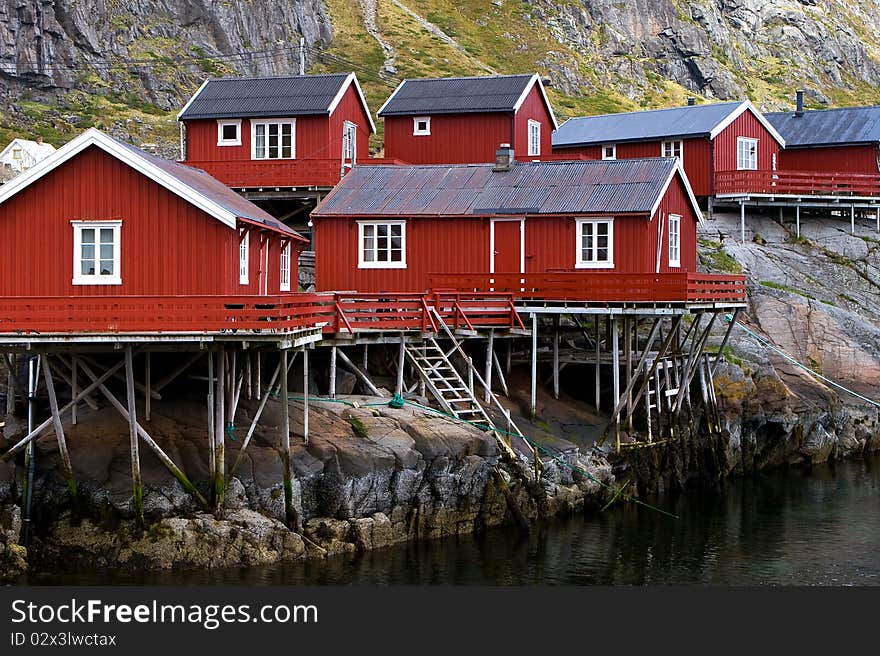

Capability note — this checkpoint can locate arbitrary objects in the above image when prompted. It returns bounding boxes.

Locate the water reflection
[27,457,879,586]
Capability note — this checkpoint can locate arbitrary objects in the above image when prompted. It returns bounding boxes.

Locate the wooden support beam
[214,346,226,515]
[255,352,261,400]
[153,352,203,393]
[796,204,801,239]
[124,347,144,528]
[484,329,494,403]
[70,356,77,425]
[302,347,310,445]
[612,317,674,427]
[73,357,209,509]
[41,357,77,506]
[5,353,14,417]
[419,343,426,398]
[611,317,620,449]
[81,354,160,400]
[851,205,855,235]
[711,308,742,376]
[530,313,538,418]
[740,201,746,243]
[144,352,151,422]
[492,350,509,397]
[396,337,405,397]
[624,316,632,418]
[280,349,296,527]
[673,313,717,416]
[207,351,215,485]
[362,344,369,373]
[48,359,98,411]
[552,320,560,400]
[594,315,601,411]
[21,357,38,547]
[337,348,386,397]
[329,346,337,399]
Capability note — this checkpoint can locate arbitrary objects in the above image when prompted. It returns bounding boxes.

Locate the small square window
[575,218,614,269]
[358,221,406,268]
[413,117,431,136]
[217,120,242,146]
[602,145,616,160]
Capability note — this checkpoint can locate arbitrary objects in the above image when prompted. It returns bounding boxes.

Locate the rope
[725,314,880,409]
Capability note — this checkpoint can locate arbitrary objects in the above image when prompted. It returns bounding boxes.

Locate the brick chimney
[795,90,805,117]
[493,143,515,172]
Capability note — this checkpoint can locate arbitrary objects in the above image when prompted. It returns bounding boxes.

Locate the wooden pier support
[329,346,337,399]
[279,349,296,527]
[396,337,405,397]
[484,329,494,403]
[337,348,385,397]
[302,347,310,445]
[213,347,226,515]
[594,315,601,411]
[530,313,538,418]
[41,357,77,507]
[124,347,144,528]
[552,320,560,400]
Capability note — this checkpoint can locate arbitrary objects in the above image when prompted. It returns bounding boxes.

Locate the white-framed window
[358,221,406,269]
[662,140,683,163]
[668,214,681,268]
[601,144,616,160]
[736,137,758,170]
[280,241,291,292]
[239,230,250,285]
[413,117,431,136]
[252,120,295,159]
[11,147,21,160]
[217,119,242,146]
[575,218,614,269]
[343,121,357,161]
[528,119,541,157]
[71,220,122,285]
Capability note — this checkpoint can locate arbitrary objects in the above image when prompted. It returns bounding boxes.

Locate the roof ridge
[206,72,351,82]
[766,104,880,115]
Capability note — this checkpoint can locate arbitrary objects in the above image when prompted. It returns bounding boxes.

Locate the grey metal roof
[114,139,304,239]
[377,74,536,116]
[553,102,745,147]
[313,158,681,217]
[766,106,880,147]
[179,74,352,120]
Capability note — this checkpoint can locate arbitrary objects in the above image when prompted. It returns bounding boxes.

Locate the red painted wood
[183,84,371,188]
[711,109,780,193]
[492,220,522,272]
[0,145,294,299]
[512,87,555,159]
[777,144,880,175]
[715,169,880,196]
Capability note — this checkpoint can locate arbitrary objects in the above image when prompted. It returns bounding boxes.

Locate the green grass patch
[698,239,743,274]
[347,415,369,439]
[759,280,816,300]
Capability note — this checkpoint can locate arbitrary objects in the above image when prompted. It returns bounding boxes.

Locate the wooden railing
[0,295,338,335]
[716,169,880,197]
[427,272,747,303]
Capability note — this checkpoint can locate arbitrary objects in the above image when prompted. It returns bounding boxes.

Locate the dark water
[28,456,880,586]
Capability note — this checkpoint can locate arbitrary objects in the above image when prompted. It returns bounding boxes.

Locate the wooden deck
[715,169,880,199]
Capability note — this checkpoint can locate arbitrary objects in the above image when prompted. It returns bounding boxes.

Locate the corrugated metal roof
[377,74,535,116]
[766,106,880,147]
[114,139,303,238]
[552,102,744,147]
[314,158,680,217]
[179,74,351,120]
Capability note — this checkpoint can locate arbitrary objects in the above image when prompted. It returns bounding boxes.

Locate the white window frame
[662,140,683,164]
[239,230,250,285]
[216,119,242,146]
[668,214,681,268]
[736,137,758,170]
[358,220,407,269]
[71,220,122,286]
[528,119,541,157]
[575,218,614,269]
[343,121,357,162]
[251,119,296,160]
[601,144,616,160]
[11,147,21,160]
[413,117,431,136]
[280,241,292,292]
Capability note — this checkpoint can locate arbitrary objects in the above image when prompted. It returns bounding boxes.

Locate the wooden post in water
[279,349,295,526]
[594,315,601,411]
[213,346,226,516]
[329,346,337,399]
[303,347,310,445]
[530,313,538,418]
[42,357,77,508]
[124,347,144,529]
[484,329,494,403]
[611,317,620,449]
[624,316,633,423]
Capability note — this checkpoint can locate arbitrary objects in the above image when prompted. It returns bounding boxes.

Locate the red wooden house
[311,148,703,295]
[0,128,306,300]
[377,74,558,164]
[551,101,785,198]
[178,73,376,190]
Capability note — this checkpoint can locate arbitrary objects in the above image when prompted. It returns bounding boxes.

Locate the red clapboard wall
[712,108,781,189]
[777,144,880,174]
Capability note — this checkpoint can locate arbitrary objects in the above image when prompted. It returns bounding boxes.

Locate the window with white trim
[280,241,291,292]
[239,230,249,285]
[736,137,758,170]
[358,221,406,269]
[11,147,21,160]
[662,140,683,162]
[668,214,681,268]
[528,120,541,157]
[217,120,241,146]
[72,221,121,285]
[252,120,295,159]
[343,121,357,161]
[413,117,431,136]
[575,218,614,268]
[601,144,616,160]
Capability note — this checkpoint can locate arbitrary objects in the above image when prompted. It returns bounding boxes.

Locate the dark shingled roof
[113,139,304,239]
[179,74,352,120]
[553,102,746,147]
[766,106,880,147]
[377,74,536,116]
[313,158,688,218]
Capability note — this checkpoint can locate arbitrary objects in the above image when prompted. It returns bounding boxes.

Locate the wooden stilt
[530,313,538,418]
[21,356,38,546]
[255,352,262,400]
[214,346,226,515]
[70,355,77,425]
[42,357,77,507]
[280,349,296,527]
[552,320,560,400]
[624,316,633,421]
[505,340,511,375]
[673,314,718,416]
[492,350,509,397]
[144,352,151,422]
[484,329,494,403]
[124,347,144,528]
[711,308,742,375]
[851,205,855,235]
[796,204,801,238]
[876,207,879,232]
[5,353,14,417]
[48,359,98,410]
[337,348,385,397]
[396,337,405,397]
[329,346,337,399]
[362,344,369,373]
[594,315,601,411]
[80,354,160,400]
[419,342,426,398]
[245,353,252,401]
[611,317,620,449]
[302,347,310,445]
[740,201,746,243]
[207,351,215,486]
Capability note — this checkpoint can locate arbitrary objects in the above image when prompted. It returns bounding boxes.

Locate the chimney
[687,97,696,106]
[795,90,804,117]
[494,143,515,172]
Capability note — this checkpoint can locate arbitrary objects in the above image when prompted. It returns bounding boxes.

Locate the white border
[512,74,560,130]
[176,78,210,121]
[527,119,541,157]
[239,229,250,285]
[357,220,407,269]
[668,213,681,268]
[651,160,704,225]
[413,117,431,136]
[575,217,614,269]
[279,240,291,292]
[376,80,408,117]
[328,73,377,134]
[250,119,296,160]
[710,100,786,147]
[71,220,122,285]
[601,144,616,160]
[490,218,525,274]
[217,119,242,146]
[661,139,683,165]
[736,136,759,170]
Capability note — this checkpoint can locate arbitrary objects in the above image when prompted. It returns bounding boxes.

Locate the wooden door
[491,219,523,273]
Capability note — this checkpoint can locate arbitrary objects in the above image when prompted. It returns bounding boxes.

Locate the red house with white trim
[377,74,558,164]
[552,100,785,198]
[178,73,376,190]
[311,150,702,294]
[0,128,306,298]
